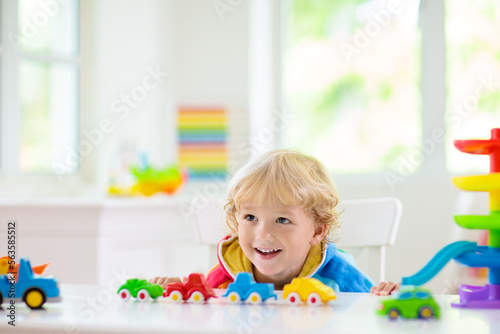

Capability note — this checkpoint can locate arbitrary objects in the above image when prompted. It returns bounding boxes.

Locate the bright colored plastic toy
[223,272,277,304]
[282,277,336,306]
[377,286,440,320]
[0,257,60,309]
[164,273,216,303]
[0,256,50,281]
[402,128,500,308]
[130,164,188,196]
[108,161,188,196]
[117,279,163,302]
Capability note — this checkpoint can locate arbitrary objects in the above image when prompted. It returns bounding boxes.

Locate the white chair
[336,198,402,283]
[191,197,402,283]
[191,198,228,268]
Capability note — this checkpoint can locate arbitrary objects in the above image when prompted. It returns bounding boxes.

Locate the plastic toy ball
[164,273,216,303]
[376,286,440,320]
[117,279,164,302]
[223,272,277,304]
[282,277,336,306]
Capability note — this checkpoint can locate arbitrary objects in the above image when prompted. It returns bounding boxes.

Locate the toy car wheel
[247,292,262,304]
[119,289,131,301]
[189,291,205,304]
[286,292,301,305]
[418,305,434,319]
[227,291,241,304]
[307,292,322,306]
[169,290,184,303]
[23,288,46,309]
[137,289,151,303]
[388,308,400,320]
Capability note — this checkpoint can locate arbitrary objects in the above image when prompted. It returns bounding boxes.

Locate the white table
[0,285,499,334]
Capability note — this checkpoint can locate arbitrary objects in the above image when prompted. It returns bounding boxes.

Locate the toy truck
[0,257,60,309]
[164,273,216,303]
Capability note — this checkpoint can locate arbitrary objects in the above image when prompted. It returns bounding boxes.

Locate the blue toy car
[0,257,60,309]
[223,272,276,304]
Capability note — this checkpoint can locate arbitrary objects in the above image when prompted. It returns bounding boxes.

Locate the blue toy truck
[223,272,276,304]
[0,257,60,309]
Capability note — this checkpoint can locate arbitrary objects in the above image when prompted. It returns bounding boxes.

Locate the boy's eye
[277,217,290,224]
[245,215,257,221]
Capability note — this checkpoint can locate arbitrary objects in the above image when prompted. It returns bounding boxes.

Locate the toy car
[164,273,216,303]
[223,272,277,304]
[377,286,440,319]
[0,257,60,309]
[117,279,164,302]
[283,277,336,306]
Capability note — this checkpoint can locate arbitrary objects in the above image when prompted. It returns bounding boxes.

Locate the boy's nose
[255,221,275,241]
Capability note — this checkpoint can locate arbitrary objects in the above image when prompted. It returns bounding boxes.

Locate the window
[415,291,429,299]
[284,0,500,176]
[284,0,421,174]
[398,292,412,300]
[0,0,79,177]
[445,0,500,174]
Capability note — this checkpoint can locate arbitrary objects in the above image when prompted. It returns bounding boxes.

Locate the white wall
[171,0,249,108]
[85,0,250,190]
[84,0,176,189]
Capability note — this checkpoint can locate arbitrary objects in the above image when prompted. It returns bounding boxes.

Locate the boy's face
[237,202,325,286]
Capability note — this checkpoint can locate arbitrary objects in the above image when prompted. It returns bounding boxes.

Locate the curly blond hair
[224,149,342,246]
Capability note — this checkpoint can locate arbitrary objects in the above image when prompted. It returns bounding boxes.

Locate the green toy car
[377,286,440,319]
[118,279,163,302]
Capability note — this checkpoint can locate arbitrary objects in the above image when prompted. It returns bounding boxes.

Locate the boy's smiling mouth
[255,247,282,259]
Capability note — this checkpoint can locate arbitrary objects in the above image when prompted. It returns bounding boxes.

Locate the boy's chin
[254,264,282,278]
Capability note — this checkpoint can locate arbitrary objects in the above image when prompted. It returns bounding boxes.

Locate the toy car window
[415,291,429,299]
[399,292,412,300]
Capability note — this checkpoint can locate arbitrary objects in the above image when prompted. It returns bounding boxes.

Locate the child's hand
[370,282,401,296]
[149,276,187,289]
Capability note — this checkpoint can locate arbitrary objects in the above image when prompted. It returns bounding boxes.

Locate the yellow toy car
[283,277,336,306]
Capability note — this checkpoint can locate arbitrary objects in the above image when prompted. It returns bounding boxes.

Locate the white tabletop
[1,284,499,334]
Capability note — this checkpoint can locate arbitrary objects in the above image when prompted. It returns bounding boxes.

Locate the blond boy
[152,149,399,294]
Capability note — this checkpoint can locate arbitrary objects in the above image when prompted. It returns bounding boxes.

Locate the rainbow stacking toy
[177,107,228,179]
[402,128,500,308]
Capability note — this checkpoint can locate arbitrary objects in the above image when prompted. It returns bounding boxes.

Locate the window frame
[0,0,89,195]
[277,0,448,186]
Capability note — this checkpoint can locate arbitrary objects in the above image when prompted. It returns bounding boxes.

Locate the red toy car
[164,273,216,303]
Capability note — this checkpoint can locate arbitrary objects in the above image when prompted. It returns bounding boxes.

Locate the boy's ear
[310,224,327,246]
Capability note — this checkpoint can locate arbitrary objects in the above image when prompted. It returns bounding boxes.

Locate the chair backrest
[191,198,228,246]
[336,197,402,283]
[191,197,402,283]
